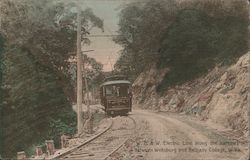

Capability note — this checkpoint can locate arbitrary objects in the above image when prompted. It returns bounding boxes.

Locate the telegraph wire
[80,0,120,71]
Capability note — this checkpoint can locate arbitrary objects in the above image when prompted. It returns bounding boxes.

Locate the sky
[79,0,127,71]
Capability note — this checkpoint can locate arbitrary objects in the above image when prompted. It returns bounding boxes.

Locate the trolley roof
[101,80,131,86]
[104,75,128,82]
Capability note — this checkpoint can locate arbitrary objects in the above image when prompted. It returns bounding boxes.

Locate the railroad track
[59,115,137,160]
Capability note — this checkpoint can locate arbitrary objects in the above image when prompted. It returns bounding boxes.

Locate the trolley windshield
[104,84,130,97]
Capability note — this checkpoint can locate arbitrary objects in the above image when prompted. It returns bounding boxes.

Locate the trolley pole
[76,6,83,135]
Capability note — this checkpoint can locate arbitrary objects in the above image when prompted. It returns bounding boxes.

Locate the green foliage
[2,48,75,156]
[114,0,178,79]
[156,9,218,91]
[47,111,76,148]
[48,119,75,138]
[114,0,249,92]
[84,55,104,90]
[157,1,249,92]
[69,54,104,97]
[0,0,103,46]
[0,0,104,157]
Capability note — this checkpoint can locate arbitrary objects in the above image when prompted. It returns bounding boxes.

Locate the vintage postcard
[0,0,249,160]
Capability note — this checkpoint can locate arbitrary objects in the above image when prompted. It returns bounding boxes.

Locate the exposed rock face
[205,52,249,137]
[133,63,168,110]
[133,52,250,137]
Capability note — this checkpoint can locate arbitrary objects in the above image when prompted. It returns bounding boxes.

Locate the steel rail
[50,118,113,160]
[59,116,137,160]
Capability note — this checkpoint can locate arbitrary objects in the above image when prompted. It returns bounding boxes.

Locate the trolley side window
[105,85,113,96]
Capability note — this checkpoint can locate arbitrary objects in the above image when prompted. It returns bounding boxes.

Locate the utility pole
[82,56,93,134]
[76,6,83,135]
[85,74,90,112]
[82,57,90,113]
[81,50,94,114]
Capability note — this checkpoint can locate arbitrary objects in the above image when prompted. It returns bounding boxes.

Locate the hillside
[133,52,249,137]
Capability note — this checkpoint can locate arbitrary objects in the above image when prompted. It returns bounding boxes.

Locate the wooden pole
[82,57,90,113]
[85,76,90,112]
[76,6,83,135]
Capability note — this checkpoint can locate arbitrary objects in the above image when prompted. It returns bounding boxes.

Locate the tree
[84,55,104,89]
[114,0,178,80]
[114,0,249,92]
[157,0,249,91]
[0,0,103,157]
[69,54,104,97]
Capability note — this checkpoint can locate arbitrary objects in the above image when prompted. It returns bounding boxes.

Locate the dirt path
[128,110,248,160]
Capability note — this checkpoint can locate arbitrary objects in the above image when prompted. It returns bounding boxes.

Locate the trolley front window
[104,84,130,97]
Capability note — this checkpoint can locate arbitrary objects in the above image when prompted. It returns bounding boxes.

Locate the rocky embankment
[133,52,249,137]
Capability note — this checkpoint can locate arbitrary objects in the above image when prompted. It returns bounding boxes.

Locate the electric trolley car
[100,75,132,116]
